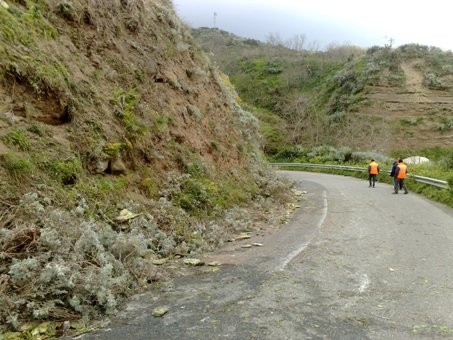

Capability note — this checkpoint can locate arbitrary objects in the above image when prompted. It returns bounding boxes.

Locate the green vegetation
[0,152,33,179]
[193,29,452,158]
[3,128,31,151]
[112,88,146,138]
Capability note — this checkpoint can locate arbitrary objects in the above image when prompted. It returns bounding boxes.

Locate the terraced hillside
[365,60,453,150]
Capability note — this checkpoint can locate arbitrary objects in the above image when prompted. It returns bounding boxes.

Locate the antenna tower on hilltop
[213,12,217,28]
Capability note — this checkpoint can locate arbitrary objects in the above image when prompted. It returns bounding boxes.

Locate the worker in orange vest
[393,159,408,194]
[367,159,380,188]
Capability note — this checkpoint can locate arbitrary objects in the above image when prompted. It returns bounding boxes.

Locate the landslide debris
[0,0,294,334]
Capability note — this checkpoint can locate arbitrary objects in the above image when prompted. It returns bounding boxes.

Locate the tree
[307,40,321,52]
[285,34,306,51]
[266,32,284,46]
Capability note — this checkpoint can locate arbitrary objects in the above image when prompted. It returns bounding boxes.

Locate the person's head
[398,159,403,163]
[371,159,375,162]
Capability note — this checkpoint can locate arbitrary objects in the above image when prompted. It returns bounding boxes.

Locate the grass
[3,128,31,151]
[0,152,33,179]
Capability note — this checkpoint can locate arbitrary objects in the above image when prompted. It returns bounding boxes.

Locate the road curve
[80,171,453,340]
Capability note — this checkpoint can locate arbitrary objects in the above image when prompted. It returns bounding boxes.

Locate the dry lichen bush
[0,164,294,330]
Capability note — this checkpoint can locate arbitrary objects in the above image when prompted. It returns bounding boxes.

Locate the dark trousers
[369,174,377,187]
[394,179,408,193]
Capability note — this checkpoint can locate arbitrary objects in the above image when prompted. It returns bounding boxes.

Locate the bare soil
[365,60,453,150]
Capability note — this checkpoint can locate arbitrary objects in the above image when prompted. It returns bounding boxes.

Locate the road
[80,171,453,340]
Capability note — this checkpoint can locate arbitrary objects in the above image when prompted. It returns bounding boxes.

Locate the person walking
[393,159,408,194]
[390,158,398,188]
[368,159,380,188]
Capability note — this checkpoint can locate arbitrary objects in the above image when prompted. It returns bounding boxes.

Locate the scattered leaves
[183,258,204,266]
[152,307,169,317]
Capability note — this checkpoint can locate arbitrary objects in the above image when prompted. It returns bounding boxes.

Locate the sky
[172,0,453,51]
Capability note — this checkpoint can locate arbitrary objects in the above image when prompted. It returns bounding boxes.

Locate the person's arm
[390,164,396,176]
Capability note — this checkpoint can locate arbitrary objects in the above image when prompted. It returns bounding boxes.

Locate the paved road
[81,171,453,340]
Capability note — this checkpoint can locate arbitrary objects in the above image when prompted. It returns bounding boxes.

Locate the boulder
[109,158,127,174]
[403,156,430,165]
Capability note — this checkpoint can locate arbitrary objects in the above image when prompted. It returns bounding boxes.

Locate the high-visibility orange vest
[369,161,379,175]
[396,163,407,179]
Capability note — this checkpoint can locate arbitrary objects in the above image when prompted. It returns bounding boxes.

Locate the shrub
[4,128,31,151]
[47,157,83,185]
[112,88,146,138]
[0,152,32,178]
[401,117,423,126]
[28,122,51,137]
[424,73,445,89]
[55,1,79,22]
[103,142,124,158]
[271,145,307,162]
[351,151,389,163]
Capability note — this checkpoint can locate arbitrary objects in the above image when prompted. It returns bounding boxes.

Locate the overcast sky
[173,0,453,51]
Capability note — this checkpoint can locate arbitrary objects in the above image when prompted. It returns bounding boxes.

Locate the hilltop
[192,28,453,154]
[0,0,293,333]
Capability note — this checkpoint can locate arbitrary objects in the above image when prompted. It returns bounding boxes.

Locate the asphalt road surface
[80,171,453,340]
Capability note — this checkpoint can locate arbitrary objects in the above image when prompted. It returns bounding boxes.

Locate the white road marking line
[278,190,328,271]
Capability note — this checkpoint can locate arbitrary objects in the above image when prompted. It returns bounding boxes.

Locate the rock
[0,1,9,9]
[115,209,140,222]
[241,244,252,248]
[403,156,430,165]
[152,307,169,317]
[96,160,109,173]
[110,158,127,174]
[207,261,222,266]
[62,321,71,332]
[252,243,263,247]
[183,258,204,266]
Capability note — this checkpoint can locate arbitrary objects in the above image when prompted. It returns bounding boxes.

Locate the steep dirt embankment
[0,0,293,334]
[365,60,453,150]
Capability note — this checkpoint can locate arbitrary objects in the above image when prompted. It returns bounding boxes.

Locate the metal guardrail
[271,163,450,189]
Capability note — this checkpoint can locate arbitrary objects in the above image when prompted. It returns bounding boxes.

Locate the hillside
[192,28,453,154]
[366,59,453,149]
[0,0,293,333]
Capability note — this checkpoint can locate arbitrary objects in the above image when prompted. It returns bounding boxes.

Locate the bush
[3,128,31,151]
[47,157,83,185]
[424,73,444,89]
[351,151,389,163]
[0,152,32,179]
